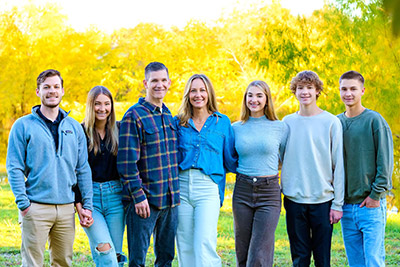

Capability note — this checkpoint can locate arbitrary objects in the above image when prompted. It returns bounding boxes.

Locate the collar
[138,97,171,114]
[211,111,223,118]
[32,105,69,119]
[35,105,65,123]
[188,111,222,129]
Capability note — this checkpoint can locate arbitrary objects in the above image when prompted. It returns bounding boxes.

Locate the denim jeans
[341,198,387,267]
[126,202,178,267]
[176,169,222,267]
[232,173,281,267]
[284,198,333,267]
[83,180,126,267]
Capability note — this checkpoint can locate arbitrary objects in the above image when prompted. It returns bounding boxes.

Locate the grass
[1,177,399,266]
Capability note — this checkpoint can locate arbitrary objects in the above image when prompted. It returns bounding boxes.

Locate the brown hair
[339,70,365,86]
[290,71,323,99]
[36,69,63,88]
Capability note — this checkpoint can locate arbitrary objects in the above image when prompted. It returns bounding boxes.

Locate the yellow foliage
[0,1,399,206]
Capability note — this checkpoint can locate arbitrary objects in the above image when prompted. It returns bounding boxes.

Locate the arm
[6,121,30,211]
[278,122,289,169]
[75,124,93,211]
[330,119,345,212]
[117,111,149,217]
[223,118,237,174]
[369,124,394,201]
[173,116,182,164]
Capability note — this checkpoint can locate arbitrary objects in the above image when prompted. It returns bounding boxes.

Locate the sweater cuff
[20,203,31,212]
[18,199,31,212]
[331,203,343,212]
[369,190,384,201]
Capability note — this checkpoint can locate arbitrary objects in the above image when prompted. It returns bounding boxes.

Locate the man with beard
[6,69,93,266]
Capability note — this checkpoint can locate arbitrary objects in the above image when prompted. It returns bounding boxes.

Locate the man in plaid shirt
[117,62,180,267]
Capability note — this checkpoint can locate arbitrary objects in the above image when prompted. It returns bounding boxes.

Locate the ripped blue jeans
[84,180,127,266]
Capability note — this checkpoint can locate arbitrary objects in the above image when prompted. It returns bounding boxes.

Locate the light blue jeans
[341,198,387,267]
[84,180,126,267]
[176,169,222,267]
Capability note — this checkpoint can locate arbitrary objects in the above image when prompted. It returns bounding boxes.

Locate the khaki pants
[19,203,75,267]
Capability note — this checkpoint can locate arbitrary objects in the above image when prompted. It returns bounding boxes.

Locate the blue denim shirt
[175,112,237,205]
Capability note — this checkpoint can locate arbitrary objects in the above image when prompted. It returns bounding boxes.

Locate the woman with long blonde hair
[75,86,126,266]
[232,80,288,267]
[175,74,237,267]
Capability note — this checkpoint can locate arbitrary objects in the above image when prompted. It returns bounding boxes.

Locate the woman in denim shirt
[175,74,237,267]
[232,81,288,267]
[75,86,126,266]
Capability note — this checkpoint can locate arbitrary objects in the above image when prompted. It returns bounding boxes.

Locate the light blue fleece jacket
[6,106,93,211]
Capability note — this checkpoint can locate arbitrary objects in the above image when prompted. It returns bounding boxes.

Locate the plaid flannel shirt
[117,98,180,209]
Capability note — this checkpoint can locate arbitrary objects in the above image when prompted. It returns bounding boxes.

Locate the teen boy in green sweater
[338,70,393,267]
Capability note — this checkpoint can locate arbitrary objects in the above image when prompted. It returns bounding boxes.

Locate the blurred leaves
[0,0,399,206]
[384,0,400,36]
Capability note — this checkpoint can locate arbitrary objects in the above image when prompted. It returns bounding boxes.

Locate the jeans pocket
[360,205,384,223]
[111,181,123,193]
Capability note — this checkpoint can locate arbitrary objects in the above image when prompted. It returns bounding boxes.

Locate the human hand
[329,209,343,224]
[76,203,94,227]
[81,209,93,227]
[135,199,150,218]
[360,196,380,208]
[75,202,85,226]
[21,205,30,217]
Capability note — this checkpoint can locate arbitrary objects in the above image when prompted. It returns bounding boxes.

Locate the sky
[1,0,327,33]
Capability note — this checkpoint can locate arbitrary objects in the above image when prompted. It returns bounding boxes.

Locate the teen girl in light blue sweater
[232,80,288,267]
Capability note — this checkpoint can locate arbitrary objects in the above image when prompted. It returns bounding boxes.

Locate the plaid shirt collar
[138,97,171,115]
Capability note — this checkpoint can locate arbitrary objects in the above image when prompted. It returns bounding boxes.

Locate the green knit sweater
[337,109,393,204]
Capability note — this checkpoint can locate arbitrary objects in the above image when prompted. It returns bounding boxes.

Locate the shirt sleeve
[223,117,238,174]
[6,121,30,211]
[331,119,345,211]
[75,124,93,211]
[117,111,146,204]
[369,123,394,200]
[279,122,289,163]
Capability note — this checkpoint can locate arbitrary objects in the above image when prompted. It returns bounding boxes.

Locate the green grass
[1,179,399,266]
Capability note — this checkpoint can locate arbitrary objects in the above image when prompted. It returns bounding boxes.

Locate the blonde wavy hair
[177,74,218,127]
[240,80,278,122]
[82,86,118,156]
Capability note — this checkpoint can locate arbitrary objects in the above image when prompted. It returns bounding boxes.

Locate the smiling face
[339,78,365,108]
[189,78,208,110]
[246,86,267,117]
[36,75,64,108]
[144,69,171,106]
[94,93,112,122]
[295,82,319,107]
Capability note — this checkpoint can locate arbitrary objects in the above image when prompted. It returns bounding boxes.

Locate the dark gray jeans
[232,173,281,267]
